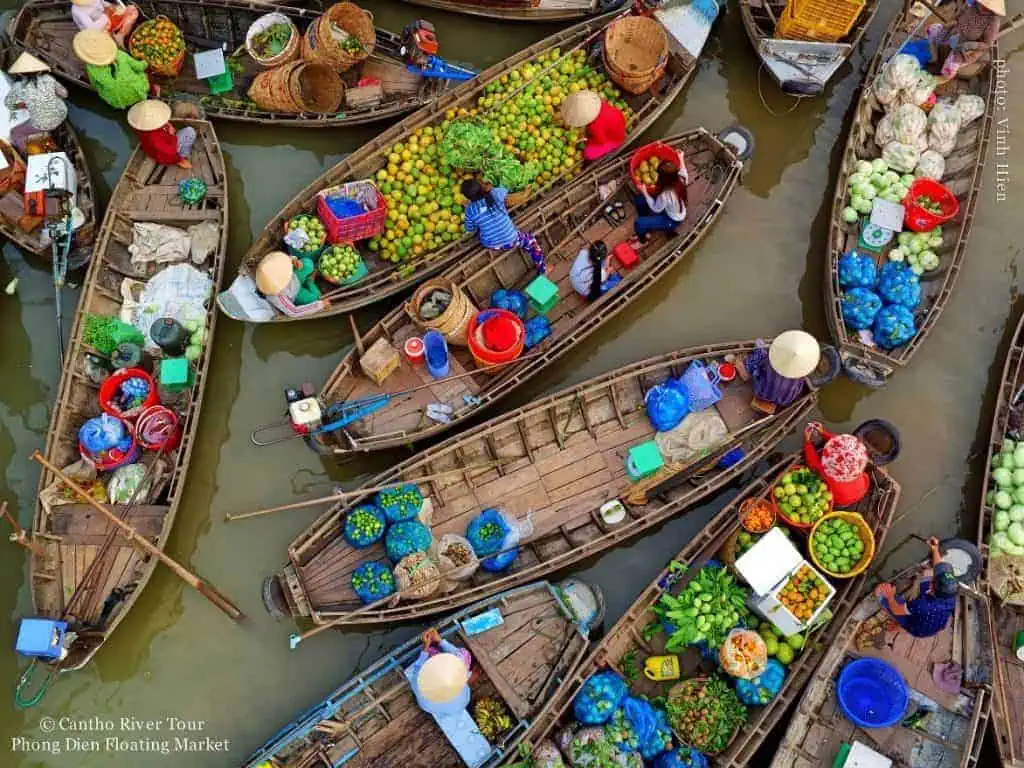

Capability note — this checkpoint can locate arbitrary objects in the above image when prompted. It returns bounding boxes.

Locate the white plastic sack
[655,409,728,463]
[433,533,479,582]
[915,150,946,181]
[187,221,219,265]
[873,76,900,106]
[928,100,962,149]
[874,112,895,148]
[955,94,985,126]
[886,54,922,91]
[881,141,921,173]
[930,132,957,157]
[891,103,928,145]
[128,222,190,265]
[903,71,936,107]
[133,263,213,349]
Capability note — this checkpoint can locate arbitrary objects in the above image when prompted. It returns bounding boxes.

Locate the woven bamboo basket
[302,3,376,73]
[602,16,668,94]
[246,13,300,69]
[405,278,476,346]
[248,61,343,114]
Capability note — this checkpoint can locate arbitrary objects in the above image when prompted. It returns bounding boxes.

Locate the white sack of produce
[873,76,900,106]
[875,112,895,147]
[955,94,986,125]
[881,141,920,174]
[887,54,922,90]
[915,150,946,181]
[928,100,962,156]
[891,103,928,145]
[902,71,936,107]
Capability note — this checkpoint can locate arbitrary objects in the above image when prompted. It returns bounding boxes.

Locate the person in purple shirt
[875,537,958,638]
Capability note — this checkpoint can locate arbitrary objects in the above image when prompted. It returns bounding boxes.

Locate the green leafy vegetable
[653,566,750,651]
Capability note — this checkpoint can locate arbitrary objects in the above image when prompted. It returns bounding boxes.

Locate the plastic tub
[423,330,449,378]
[629,142,680,194]
[837,658,908,728]
[771,463,834,532]
[134,405,181,452]
[98,368,158,422]
[808,511,875,579]
[79,433,141,471]
[467,309,525,370]
[903,178,959,232]
[404,336,425,365]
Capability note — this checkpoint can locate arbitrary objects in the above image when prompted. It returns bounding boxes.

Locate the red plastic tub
[467,309,525,370]
[629,142,681,194]
[903,178,959,232]
[135,405,181,452]
[79,432,141,471]
[98,368,158,422]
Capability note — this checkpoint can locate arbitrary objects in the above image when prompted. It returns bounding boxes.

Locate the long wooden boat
[396,0,627,23]
[514,451,900,767]
[738,0,879,95]
[28,120,227,671]
[9,0,456,128]
[0,43,97,260]
[263,339,819,626]
[824,6,999,386]
[977,310,1024,768]
[243,580,593,768]
[771,560,992,768]
[218,10,705,322]
[285,128,744,456]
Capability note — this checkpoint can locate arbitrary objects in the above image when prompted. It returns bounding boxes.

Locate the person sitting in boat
[73,30,149,110]
[569,240,616,300]
[461,179,546,274]
[745,331,820,411]
[4,53,69,152]
[632,158,688,242]
[561,90,626,163]
[875,537,958,638]
[255,250,324,318]
[127,99,195,170]
[927,0,1004,82]
[408,629,473,717]
[71,0,139,46]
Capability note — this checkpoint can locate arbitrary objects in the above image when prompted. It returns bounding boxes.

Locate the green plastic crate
[525,275,559,314]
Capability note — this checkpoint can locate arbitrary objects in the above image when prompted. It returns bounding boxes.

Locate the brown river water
[1,1,1022,765]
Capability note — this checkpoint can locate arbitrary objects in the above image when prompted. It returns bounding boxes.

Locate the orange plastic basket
[775,0,865,42]
[808,511,875,579]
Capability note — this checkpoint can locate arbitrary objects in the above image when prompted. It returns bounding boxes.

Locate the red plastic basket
[903,178,959,232]
[98,368,158,423]
[629,142,681,194]
[315,180,387,244]
[770,462,834,533]
[467,309,525,369]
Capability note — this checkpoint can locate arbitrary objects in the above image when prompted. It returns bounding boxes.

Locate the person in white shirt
[569,240,610,300]
[633,158,688,242]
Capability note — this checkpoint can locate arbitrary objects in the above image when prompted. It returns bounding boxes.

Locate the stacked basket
[248,61,343,114]
[602,16,667,95]
[302,2,376,72]
[246,13,300,69]
[405,278,476,347]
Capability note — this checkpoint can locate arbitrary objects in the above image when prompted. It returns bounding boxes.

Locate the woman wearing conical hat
[745,331,821,411]
[70,0,139,47]
[561,89,626,163]
[126,100,195,169]
[4,53,69,151]
[927,0,1005,82]
[407,628,473,717]
[72,29,149,110]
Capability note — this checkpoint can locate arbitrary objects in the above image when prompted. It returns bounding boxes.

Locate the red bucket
[79,432,141,471]
[467,309,525,370]
[98,368,159,423]
[135,405,181,452]
[903,178,959,232]
[629,142,680,194]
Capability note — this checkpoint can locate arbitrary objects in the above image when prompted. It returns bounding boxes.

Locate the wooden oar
[224,461,507,522]
[1,501,45,556]
[31,452,245,622]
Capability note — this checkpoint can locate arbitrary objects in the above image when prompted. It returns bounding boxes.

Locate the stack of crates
[775,0,866,43]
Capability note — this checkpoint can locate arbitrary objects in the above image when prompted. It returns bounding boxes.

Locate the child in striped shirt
[462,179,546,274]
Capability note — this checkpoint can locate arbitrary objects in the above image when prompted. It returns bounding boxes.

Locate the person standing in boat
[4,53,69,152]
[745,331,820,411]
[875,537,958,638]
[561,90,626,163]
[927,0,1005,82]
[73,30,149,110]
[407,629,473,717]
[70,0,140,46]
[632,157,688,242]
[461,178,546,274]
[127,99,195,170]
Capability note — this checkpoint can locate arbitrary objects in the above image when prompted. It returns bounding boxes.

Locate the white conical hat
[769,331,821,379]
[9,52,50,75]
[561,90,602,127]
[417,653,467,703]
[255,251,294,295]
[978,0,1005,15]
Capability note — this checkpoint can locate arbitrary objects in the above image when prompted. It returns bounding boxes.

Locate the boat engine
[400,20,439,70]
[284,384,321,435]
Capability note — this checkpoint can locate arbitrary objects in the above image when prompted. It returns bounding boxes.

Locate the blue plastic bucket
[424,330,450,378]
[836,658,908,728]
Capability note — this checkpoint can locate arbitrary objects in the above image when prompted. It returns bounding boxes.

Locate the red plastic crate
[315,180,387,244]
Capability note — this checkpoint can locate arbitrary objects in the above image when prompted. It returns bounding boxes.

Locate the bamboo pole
[2,501,45,556]
[31,452,245,622]
[224,461,507,522]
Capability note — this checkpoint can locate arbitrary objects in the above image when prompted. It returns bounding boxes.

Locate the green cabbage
[1013,445,1024,467]
[995,510,1011,531]
[1010,522,1024,547]
[993,531,1012,552]
[997,490,1014,509]
[1011,505,1024,524]
[993,468,1013,488]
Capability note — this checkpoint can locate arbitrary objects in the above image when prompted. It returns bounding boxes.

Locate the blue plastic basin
[836,657,909,729]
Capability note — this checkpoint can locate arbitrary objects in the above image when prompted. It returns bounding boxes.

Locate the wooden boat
[738,0,880,95]
[824,5,1002,386]
[243,580,594,768]
[9,0,457,128]
[977,310,1024,768]
[218,10,705,322]
[515,451,900,767]
[27,121,227,672]
[263,339,819,626]
[273,128,745,456]
[770,560,992,768]
[396,0,627,23]
[0,42,97,260]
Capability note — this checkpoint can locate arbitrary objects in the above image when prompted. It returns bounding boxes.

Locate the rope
[13,659,56,710]
[757,63,806,116]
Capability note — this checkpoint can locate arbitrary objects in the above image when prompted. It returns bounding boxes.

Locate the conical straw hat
[255,251,294,295]
[978,0,1005,15]
[768,330,821,379]
[127,100,172,132]
[73,29,118,67]
[417,653,467,703]
[561,90,602,127]
[8,52,50,75]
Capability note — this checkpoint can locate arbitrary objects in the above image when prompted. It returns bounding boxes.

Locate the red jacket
[135,124,180,165]
[586,101,626,148]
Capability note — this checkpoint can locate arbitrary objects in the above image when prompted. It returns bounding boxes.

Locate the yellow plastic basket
[808,511,875,579]
[775,0,866,43]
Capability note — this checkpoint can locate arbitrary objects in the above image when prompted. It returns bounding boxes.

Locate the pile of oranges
[130,18,185,72]
[778,565,829,623]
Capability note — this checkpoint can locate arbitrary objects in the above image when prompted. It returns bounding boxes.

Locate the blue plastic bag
[375,484,423,523]
[900,39,933,67]
[573,671,628,725]
[645,381,690,432]
[343,504,387,548]
[490,289,528,319]
[351,561,396,604]
[640,708,674,761]
[653,747,710,768]
[678,360,722,412]
[838,250,878,289]
[735,659,787,706]
[323,196,364,219]
[841,287,882,331]
[877,262,921,309]
[79,414,127,454]
[873,304,917,349]
[384,521,432,563]
[524,316,552,350]
[467,508,526,572]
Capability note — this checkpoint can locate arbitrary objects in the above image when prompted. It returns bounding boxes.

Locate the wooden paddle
[31,452,245,622]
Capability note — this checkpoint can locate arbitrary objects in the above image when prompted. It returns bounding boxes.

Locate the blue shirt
[464,187,519,249]
[405,640,471,717]
[897,579,956,638]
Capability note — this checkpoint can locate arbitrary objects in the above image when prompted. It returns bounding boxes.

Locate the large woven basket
[246,13,300,69]
[302,3,375,73]
[603,16,668,95]
[405,278,475,347]
[248,61,343,114]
